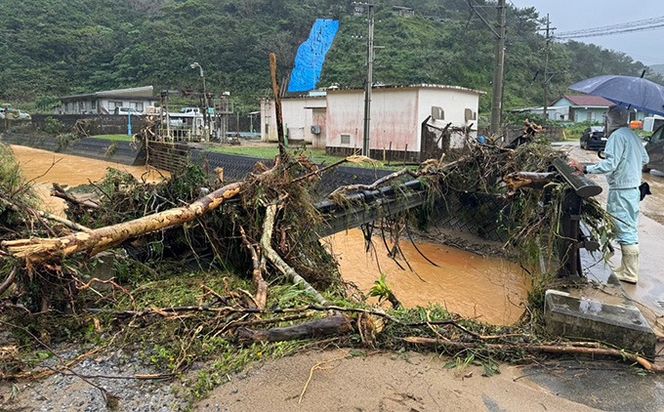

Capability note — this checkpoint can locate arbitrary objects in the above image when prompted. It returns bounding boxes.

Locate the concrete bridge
[311,160,657,359]
[3,133,655,358]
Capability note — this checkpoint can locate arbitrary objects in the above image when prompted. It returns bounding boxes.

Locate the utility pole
[490,0,507,135]
[541,13,555,121]
[355,2,375,157]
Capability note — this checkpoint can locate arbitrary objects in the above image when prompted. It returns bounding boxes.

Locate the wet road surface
[568,143,664,334]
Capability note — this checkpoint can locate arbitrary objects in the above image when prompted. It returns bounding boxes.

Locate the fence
[0,114,148,136]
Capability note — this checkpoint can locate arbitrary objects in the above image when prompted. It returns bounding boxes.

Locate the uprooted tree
[6,118,656,385]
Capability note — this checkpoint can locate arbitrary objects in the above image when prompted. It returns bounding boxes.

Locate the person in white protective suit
[569,105,649,284]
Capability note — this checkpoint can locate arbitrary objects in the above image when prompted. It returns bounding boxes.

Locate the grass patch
[90,134,133,142]
[206,144,403,170]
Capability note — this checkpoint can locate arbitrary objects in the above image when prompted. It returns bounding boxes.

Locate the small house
[325,84,483,160]
[261,84,483,160]
[513,95,650,123]
[59,86,158,115]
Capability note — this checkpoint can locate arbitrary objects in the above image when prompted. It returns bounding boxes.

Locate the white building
[261,84,483,159]
[260,92,327,148]
[59,86,158,115]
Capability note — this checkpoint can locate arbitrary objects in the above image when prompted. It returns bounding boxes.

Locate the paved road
[526,141,664,411]
[566,143,664,334]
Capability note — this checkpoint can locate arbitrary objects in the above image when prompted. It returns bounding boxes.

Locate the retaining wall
[0,115,147,136]
[1,133,145,166]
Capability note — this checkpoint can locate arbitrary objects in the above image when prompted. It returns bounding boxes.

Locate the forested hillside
[0,0,660,116]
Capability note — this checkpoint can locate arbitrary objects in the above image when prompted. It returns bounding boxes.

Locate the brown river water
[10,145,166,216]
[325,229,529,325]
[10,145,529,325]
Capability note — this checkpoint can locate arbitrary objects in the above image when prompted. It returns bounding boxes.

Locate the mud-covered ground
[2,143,664,412]
[1,347,603,412]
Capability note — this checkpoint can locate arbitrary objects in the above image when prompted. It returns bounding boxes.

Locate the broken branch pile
[0,132,635,388]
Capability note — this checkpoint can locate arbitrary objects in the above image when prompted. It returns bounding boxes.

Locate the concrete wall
[98,98,157,114]
[261,87,481,155]
[572,108,607,123]
[260,97,326,144]
[326,88,419,153]
[326,87,481,153]
[417,88,480,149]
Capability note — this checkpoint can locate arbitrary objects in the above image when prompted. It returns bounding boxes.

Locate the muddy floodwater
[326,229,529,325]
[10,145,166,215]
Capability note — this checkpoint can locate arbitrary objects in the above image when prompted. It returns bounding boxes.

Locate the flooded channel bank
[9,144,530,325]
[326,229,530,325]
[10,145,165,215]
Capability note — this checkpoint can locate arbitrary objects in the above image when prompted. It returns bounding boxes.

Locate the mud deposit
[199,349,596,412]
[10,145,166,215]
[326,229,529,325]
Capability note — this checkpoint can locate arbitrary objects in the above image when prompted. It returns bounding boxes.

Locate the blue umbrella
[569,75,664,116]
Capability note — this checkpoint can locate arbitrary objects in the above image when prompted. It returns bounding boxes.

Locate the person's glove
[639,182,651,201]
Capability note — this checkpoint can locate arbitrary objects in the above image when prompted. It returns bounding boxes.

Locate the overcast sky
[509,0,664,65]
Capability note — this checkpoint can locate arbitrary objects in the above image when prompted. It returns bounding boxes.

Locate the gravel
[0,346,190,412]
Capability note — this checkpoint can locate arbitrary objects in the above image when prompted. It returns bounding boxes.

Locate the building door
[311,108,327,149]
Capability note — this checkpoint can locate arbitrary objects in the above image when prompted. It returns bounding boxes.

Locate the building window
[135,102,144,112]
[431,106,445,120]
[91,100,97,109]
[340,134,351,145]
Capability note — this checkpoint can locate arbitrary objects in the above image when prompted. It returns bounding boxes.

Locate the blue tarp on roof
[288,19,340,93]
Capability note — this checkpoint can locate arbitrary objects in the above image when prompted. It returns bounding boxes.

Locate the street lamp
[190,62,209,138]
[190,62,206,94]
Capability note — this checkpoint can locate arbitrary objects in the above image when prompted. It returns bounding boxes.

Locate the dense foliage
[0,0,660,116]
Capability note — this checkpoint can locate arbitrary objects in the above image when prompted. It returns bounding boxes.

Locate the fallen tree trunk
[2,181,245,264]
[261,204,327,304]
[52,183,100,210]
[504,172,556,192]
[403,336,664,372]
[239,225,268,310]
[236,315,353,343]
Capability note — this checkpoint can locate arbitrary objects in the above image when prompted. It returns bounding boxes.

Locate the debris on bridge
[3,114,659,405]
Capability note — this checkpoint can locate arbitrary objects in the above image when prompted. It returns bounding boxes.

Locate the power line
[557,23,664,39]
[556,15,664,39]
[558,16,664,36]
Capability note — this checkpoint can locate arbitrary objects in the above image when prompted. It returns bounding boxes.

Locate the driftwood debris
[403,336,664,372]
[52,183,100,211]
[237,315,353,343]
[0,194,92,234]
[269,52,287,157]
[261,204,327,304]
[504,171,556,192]
[239,225,268,310]
[2,180,245,264]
